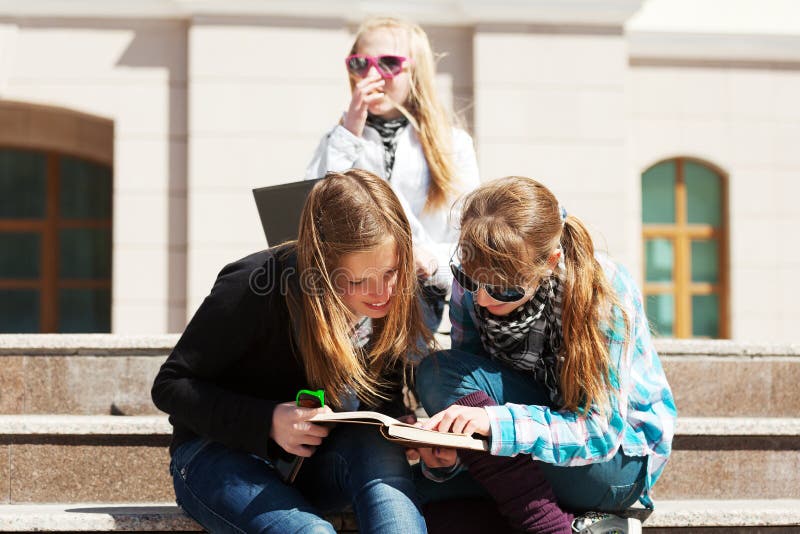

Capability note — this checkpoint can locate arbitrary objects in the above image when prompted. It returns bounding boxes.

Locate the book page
[309,410,403,427]
[385,424,489,451]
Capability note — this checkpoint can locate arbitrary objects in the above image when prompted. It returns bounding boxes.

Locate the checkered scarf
[365,113,408,181]
[474,273,565,405]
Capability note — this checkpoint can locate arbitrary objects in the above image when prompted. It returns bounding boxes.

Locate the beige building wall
[627,3,800,342]
[186,18,351,314]
[0,18,188,333]
[629,65,800,341]
[474,26,638,272]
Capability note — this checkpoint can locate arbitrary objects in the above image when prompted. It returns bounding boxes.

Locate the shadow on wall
[116,20,188,332]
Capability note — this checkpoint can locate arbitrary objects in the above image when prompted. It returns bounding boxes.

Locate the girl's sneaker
[571,512,642,534]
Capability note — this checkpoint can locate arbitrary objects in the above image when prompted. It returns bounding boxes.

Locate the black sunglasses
[449,262,527,303]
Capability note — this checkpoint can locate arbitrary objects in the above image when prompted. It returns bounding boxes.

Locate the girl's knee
[415,350,472,414]
[341,430,413,482]
[416,350,460,392]
[329,425,410,475]
[365,437,413,475]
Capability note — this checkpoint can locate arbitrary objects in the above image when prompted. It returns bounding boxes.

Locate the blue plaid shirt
[449,255,677,508]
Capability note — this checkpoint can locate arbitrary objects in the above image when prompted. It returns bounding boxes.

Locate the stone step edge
[641,500,800,527]
[0,500,798,531]
[0,504,200,532]
[2,415,800,437]
[0,335,179,356]
[0,415,168,435]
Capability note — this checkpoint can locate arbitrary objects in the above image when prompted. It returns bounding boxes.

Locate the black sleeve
[371,361,411,418]
[151,253,279,458]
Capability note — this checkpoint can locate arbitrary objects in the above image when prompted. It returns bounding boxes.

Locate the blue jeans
[415,349,647,513]
[171,424,427,533]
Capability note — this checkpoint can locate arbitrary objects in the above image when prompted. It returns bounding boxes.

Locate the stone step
[0,500,798,532]
[2,335,799,417]
[0,416,173,504]
[0,335,797,419]
[655,417,800,500]
[0,335,172,416]
[654,340,800,418]
[1,416,799,503]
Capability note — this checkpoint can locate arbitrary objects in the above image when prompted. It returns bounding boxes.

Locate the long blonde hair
[350,17,457,212]
[284,169,430,408]
[458,176,629,413]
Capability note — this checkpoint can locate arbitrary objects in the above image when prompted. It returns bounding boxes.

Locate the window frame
[642,156,729,338]
[0,146,113,332]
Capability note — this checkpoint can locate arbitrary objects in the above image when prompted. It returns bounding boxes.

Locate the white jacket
[305,122,480,287]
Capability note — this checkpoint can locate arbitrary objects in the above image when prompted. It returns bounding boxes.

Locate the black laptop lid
[252,178,322,246]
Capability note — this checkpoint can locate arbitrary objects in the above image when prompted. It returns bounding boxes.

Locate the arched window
[0,101,113,333]
[641,158,728,338]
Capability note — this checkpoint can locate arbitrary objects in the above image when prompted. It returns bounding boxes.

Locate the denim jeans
[415,349,647,513]
[171,423,427,534]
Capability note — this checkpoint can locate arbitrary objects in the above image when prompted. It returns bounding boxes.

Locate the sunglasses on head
[345,54,411,79]
[449,262,527,303]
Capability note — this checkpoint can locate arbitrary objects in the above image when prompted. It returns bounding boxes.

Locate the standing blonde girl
[414,177,677,534]
[152,170,430,534]
[306,17,480,331]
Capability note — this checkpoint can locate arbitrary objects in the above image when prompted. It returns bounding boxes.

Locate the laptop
[252,178,322,246]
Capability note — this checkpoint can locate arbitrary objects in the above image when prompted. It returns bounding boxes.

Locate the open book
[309,411,489,451]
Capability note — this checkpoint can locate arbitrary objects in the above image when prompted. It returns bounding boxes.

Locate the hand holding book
[271,389,332,484]
[414,404,492,468]
[269,400,332,457]
[391,414,459,468]
[414,445,459,468]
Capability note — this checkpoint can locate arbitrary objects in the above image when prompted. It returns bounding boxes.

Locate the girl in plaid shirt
[413,177,677,534]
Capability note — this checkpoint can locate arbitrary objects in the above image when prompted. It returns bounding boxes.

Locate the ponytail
[559,216,629,413]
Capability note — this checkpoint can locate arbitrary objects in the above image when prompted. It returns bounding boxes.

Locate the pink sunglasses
[345,54,412,79]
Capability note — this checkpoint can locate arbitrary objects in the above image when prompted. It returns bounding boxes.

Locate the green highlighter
[296,389,325,408]
[275,389,325,484]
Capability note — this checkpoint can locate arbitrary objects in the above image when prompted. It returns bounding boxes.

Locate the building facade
[1,0,798,341]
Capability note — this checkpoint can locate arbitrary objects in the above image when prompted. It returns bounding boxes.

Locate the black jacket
[151,245,406,459]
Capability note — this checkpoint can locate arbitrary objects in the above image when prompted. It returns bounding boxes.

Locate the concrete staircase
[0,334,799,532]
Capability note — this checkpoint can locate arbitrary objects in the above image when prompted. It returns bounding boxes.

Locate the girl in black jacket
[152,169,430,534]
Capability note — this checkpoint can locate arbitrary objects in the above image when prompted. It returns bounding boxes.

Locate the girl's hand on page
[343,72,385,137]
[269,402,333,457]
[424,405,491,437]
[418,446,458,468]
